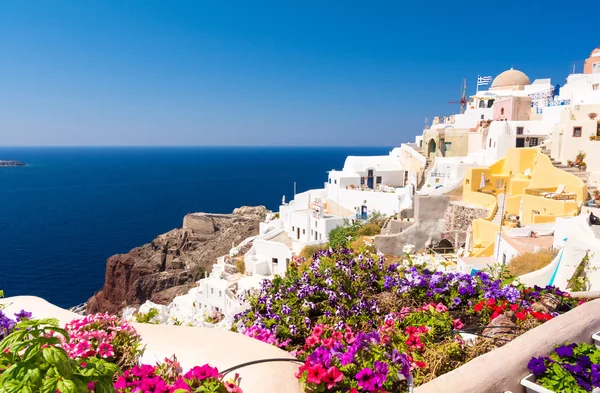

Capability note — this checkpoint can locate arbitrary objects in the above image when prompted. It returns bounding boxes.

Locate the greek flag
[477,75,493,86]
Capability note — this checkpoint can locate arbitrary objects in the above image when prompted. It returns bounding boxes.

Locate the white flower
[403,244,415,254]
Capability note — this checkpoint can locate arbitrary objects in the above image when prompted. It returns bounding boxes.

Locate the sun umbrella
[480,172,487,190]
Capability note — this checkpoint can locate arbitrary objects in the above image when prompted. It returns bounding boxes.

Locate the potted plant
[521,342,600,393]
[568,160,574,168]
[576,151,587,165]
[581,162,588,171]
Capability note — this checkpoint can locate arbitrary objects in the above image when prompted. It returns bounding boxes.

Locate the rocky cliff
[86,206,267,315]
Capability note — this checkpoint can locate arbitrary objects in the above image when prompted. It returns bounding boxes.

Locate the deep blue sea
[0,146,391,308]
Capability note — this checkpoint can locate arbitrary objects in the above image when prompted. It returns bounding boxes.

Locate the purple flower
[13,310,32,322]
[554,345,574,358]
[528,357,547,376]
[309,346,332,368]
[355,368,376,391]
[373,361,389,386]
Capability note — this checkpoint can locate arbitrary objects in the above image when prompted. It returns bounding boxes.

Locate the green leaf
[56,380,76,393]
[40,377,59,393]
[93,379,115,393]
[42,347,73,378]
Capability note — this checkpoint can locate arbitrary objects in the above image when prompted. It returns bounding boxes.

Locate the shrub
[328,221,361,249]
[507,249,558,277]
[357,223,381,236]
[0,318,119,393]
[299,244,329,260]
[235,258,246,274]
[135,307,160,324]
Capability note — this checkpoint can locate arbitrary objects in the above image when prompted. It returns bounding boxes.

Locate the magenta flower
[184,364,219,380]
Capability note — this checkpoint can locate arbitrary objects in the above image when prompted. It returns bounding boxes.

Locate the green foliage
[0,290,3,299]
[367,210,386,228]
[134,308,159,324]
[299,244,329,260]
[357,223,381,236]
[483,262,517,287]
[567,251,592,292]
[328,221,362,249]
[234,258,246,274]
[0,319,119,393]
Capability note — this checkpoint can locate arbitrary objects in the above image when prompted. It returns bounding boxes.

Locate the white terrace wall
[326,184,408,216]
[0,296,302,393]
[415,299,600,393]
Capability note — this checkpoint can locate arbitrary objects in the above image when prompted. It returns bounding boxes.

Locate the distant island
[0,160,26,167]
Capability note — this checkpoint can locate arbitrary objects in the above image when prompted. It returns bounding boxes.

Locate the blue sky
[0,1,597,146]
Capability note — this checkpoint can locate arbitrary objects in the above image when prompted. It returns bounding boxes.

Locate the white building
[244,230,293,276]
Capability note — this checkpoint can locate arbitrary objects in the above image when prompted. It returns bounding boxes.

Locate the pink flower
[312,325,325,338]
[306,335,319,347]
[321,366,344,389]
[453,319,464,330]
[97,342,115,358]
[321,338,334,348]
[184,364,219,380]
[435,303,448,313]
[306,364,327,384]
[224,381,243,393]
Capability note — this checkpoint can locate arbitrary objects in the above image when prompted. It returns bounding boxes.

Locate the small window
[573,127,582,137]
[219,291,222,297]
[500,108,505,116]
[311,229,313,235]
[502,253,507,265]
[444,142,452,152]
[334,179,337,184]
[285,258,290,265]
[360,177,365,185]
[376,176,382,184]
[529,137,539,147]
[516,127,524,135]
[367,169,374,177]
[328,179,331,184]
[315,221,318,228]
[319,233,322,240]
[479,100,485,108]
[272,258,278,264]
[211,288,214,295]
[480,114,484,120]
[596,122,600,137]
[489,138,492,148]
[302,229,305,234]
[488,99,494,108]
[292,226,295,231]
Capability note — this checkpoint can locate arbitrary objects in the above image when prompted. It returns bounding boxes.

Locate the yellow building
[462,148,587,256]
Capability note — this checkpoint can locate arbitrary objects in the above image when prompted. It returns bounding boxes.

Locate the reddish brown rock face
[86,206,267,315]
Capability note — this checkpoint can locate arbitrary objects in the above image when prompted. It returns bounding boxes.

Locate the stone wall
[183,214,215,234]
[375,195,450,255]
[440,201,489,247]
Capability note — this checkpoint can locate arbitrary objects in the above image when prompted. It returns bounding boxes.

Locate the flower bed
[235,248,581,390]
[0,312,243,393]
[526,342,600,393]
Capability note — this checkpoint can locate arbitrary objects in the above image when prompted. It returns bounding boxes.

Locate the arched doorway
[427,139,437,158]
[429,239,454,254]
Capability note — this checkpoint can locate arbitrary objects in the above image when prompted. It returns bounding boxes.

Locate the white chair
[541,184,566,199]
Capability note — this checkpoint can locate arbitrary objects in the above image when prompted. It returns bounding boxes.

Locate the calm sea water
[0,146,391,307]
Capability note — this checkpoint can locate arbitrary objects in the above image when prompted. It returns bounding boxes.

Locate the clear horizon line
[0,144,400,148]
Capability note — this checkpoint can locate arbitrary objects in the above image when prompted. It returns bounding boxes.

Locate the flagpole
[476,75,479,94]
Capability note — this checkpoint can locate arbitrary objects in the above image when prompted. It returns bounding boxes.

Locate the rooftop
[501,233,554,255]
